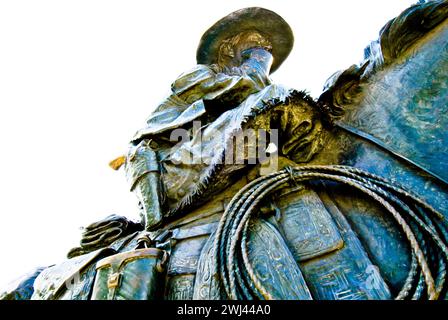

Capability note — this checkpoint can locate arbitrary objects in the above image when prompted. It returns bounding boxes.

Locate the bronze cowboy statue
[2,2,448,300]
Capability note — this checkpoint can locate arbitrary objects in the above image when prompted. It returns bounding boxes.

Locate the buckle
[107,273,121,289]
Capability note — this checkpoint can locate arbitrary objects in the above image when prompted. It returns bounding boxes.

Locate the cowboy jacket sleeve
[171,62,271,106]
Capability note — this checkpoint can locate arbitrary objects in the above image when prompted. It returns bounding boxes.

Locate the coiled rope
[212,165,448,300]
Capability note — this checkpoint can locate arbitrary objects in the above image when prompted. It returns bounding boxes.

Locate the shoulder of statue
[171,64,217,95]
[175,64,216,80]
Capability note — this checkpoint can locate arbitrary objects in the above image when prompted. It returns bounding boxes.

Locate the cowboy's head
[196,7,294,74]
[217,30,272,68]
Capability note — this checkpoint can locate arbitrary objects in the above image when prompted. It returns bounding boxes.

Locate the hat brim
[196,7,294,74]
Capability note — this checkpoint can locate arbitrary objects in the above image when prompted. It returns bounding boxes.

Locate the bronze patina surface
[1,2,448,300]
[196,7,294,74]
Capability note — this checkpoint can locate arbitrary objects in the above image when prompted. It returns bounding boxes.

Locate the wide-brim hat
[196,7,294,74]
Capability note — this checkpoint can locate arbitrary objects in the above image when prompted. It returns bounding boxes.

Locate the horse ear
[317,61,370,124]
[379,0,448,64]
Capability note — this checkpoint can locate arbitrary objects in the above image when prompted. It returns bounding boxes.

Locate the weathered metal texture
[31,248,116,300]
[274,186,344,262]
[292,188,392,300]
[245,218,313,300]
[307,0,448,298]
[165,236,209,300]
[193,231,225,300]
[91,248,167,300]
[165,275,196,300]
[125,142,164,230]
[0,267,46,300]
[196,7,294,74]
[316,2,448,201]
[193,216,315,300]
[343,21,448,187]
[3,3,448,301]
[320,182,413,292]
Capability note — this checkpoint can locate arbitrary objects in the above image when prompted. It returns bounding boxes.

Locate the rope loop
[212,165,448,300]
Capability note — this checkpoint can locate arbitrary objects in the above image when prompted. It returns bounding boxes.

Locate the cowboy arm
[172,48,272,105]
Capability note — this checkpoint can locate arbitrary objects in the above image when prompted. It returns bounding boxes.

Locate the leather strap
[336,122,448,187]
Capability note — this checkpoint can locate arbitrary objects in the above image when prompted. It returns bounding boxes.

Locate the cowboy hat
[196,7,294,73]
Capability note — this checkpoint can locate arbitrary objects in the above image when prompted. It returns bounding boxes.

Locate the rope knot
[284,166,300,188]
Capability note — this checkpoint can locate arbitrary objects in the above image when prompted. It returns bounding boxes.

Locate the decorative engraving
[247,219,313,300]
[276,185,344,261]
[166,275,195,300]
[193,231,224,300]
[168,236,209,276]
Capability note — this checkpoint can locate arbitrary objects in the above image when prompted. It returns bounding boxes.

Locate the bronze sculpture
[1,1,448,300]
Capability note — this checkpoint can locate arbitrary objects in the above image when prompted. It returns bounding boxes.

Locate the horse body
[308,1,448,296]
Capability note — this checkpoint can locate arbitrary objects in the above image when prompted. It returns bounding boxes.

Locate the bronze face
[217,30,272,68]
[196,7,294,73]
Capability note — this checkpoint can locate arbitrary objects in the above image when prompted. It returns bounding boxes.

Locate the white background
[0,0,416,289]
